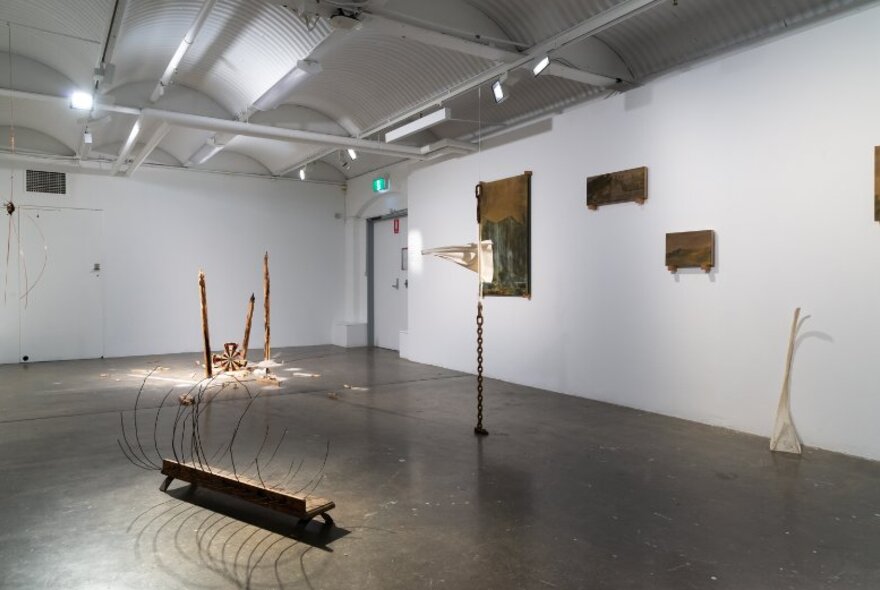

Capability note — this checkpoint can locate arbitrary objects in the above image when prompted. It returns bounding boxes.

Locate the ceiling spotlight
[70,91,94,110]
[532,55,550,76]
[299,167,306,181]
[83,128,93,144]
[347,148,357,160]
[491,78,508,104]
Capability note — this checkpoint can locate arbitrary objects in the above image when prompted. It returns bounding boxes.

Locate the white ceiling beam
[142,108,426,158]
[361,14,517,63]
[546,63,623,88]
[150,0,219,103]
[0,86,474,166]
[360,12,627,88]
[111,115,143,175]
[124,122,170,176]
[275,6,645,179]
[123,0,216,175]
[181,27,351,167]
[357,0,663,138]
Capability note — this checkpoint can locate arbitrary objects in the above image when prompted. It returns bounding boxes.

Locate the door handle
[392,278,400,289]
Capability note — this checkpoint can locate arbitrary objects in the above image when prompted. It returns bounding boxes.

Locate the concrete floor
[0,345,878,589]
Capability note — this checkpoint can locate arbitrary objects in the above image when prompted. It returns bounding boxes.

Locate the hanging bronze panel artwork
[477,171,531,297]
[874,146,879,222]
[586,166,647,210]
[666,230,715,273]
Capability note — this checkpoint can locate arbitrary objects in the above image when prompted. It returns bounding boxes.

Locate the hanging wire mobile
[2,23,48,307]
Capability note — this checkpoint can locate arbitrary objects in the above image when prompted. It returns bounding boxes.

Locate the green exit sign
[372,176,389,193]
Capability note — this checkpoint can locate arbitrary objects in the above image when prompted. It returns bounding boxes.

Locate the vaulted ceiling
[0,0,872,183]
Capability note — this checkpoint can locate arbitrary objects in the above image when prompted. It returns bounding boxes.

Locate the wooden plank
[874,146,879,223]
[198,271,212,378]
[665,230,715,273]
[586,166,647,210]
[160,459,334,519]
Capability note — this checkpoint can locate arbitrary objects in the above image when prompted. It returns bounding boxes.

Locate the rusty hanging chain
[474,182,488,436]
[474,300,488,435]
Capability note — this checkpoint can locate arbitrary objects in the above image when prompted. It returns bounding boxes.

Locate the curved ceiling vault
[0,0,874,182]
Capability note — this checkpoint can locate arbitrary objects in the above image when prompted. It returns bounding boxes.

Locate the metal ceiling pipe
[150,0,219,103]
[0,86,475,165]
[141,107,464,160]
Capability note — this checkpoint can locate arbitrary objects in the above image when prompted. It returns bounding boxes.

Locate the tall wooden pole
[198,270,212,379]
[263,252,271,362]
[241,293,255,361]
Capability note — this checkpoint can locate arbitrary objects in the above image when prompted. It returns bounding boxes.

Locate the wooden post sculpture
[242,293,255,361]
[199,270,212,379]
[263,252,271,363]
[770,307,803,454]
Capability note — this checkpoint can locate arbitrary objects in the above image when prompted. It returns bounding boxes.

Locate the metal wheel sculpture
[212,342,247,372]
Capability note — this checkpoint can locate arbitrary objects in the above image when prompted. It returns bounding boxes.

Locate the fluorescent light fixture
[385,107,451,143]
[83,128,93,144]
[299,167,306,180]
[346,148,357,160]
[253,60,322,111]
[532,55,550,76]
[70,91,94,110]
[491,79,507,104]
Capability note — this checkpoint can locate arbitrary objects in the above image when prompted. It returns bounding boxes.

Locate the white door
[18,207,103,362]
[373,216,407,350]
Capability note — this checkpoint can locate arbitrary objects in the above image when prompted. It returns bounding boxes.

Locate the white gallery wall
[0,165,344,363]
[405,6,880,460]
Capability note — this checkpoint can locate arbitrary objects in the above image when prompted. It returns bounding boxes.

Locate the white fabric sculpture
[421,240,494,283]
[769,307,803,454]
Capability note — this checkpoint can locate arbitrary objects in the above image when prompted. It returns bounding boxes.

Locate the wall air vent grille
[26,169,67,195]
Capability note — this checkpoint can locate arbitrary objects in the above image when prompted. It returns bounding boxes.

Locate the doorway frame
[366,208,408,348]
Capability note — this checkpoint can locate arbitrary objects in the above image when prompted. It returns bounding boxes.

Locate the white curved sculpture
[770,307,803,455]
[421,240,494,283]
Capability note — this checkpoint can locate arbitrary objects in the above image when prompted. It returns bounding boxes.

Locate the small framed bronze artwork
[586,166,647,210]
[666,230,715,273]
